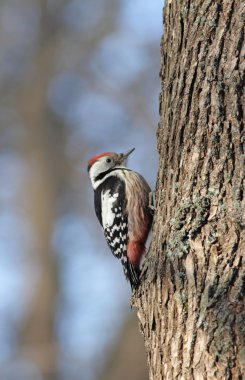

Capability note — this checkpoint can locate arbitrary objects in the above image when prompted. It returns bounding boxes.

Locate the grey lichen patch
[189,196,211,237]
[174,290,187,311]
[232,206,245,231]
[206,223,219,245]
[166,195,211,259]
[232,186,245,230]
[194,16,206,26]
[208,187,220,196]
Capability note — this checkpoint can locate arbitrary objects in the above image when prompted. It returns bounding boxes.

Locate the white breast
[101,190,119,229]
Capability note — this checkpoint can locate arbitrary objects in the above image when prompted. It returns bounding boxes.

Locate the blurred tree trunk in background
[133,1,245,379]
[99,315,148,380]
[15,2,67,379]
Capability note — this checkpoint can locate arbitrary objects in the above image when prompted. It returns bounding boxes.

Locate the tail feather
[127,260,140,289]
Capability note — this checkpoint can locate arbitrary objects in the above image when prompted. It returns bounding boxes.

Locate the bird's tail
[127,260,140,289]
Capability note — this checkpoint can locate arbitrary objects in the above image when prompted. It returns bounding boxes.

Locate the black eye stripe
[95,167,131,182]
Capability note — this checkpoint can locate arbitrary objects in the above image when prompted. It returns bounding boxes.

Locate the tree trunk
[132,1,245,379]
[15,2,67,378]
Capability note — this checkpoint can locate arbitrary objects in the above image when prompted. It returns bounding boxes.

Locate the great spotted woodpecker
[87,148,152,288]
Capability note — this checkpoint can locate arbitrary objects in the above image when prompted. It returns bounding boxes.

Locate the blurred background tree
[0,0,162,379]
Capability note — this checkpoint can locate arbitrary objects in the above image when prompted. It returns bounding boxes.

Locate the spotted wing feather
[103,204,127,258]
[94,176,139,287]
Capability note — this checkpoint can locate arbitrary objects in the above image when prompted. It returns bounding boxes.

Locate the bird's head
[87,148,135,189]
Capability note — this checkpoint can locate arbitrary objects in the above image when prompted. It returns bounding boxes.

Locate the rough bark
[132,1,245,379]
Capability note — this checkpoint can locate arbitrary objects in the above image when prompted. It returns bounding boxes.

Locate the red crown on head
[87,152,112,172]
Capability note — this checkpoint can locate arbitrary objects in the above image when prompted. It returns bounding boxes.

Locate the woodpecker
[87,148,153,288]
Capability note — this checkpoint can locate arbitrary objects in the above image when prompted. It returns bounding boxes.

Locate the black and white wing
[102,194,127,259]
[94,177,139,287]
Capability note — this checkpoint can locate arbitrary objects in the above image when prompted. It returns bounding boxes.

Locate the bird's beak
[118,148,135,164]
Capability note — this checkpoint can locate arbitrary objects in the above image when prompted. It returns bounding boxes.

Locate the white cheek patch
[101,190,119,228]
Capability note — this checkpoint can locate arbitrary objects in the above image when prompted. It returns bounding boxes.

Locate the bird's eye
[106,158,112,163]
